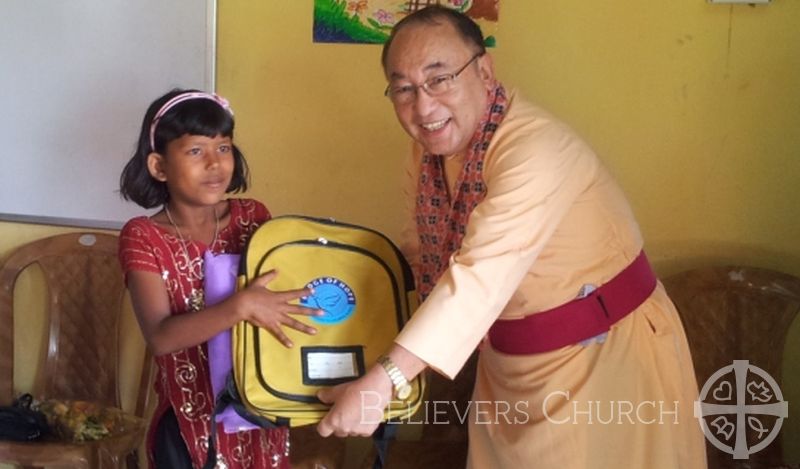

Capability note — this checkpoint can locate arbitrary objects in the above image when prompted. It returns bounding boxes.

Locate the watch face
[397,384,412,401]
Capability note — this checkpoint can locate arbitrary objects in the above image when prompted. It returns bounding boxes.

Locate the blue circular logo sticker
[300,277,356,324]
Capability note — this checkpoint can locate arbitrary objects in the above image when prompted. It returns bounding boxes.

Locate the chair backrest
[663,265,800,467]
[0,232,151,418]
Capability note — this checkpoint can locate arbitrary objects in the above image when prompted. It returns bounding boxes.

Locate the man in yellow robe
[318,6,707,468]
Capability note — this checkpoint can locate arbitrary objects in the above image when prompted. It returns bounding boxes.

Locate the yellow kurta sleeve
[395,93,601,378]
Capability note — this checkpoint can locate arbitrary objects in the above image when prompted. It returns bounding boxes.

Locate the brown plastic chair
[663,265,800,469]
[0,232,152,468]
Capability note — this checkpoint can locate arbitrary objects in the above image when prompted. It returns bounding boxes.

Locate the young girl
[119,89,320,469]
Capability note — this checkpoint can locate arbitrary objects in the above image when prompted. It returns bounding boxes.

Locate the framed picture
[313,0,499,45]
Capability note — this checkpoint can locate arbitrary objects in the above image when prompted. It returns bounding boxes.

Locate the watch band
[377,355,412,401]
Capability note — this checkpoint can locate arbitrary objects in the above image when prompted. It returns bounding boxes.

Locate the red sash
[488,251,657,354]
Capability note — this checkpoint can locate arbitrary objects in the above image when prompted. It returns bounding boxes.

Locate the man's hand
[317,366,394,437]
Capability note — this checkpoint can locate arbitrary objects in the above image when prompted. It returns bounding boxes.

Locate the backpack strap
[203,374,399,469]
[203,374,285,469]
[371,421,398,469]
[223,374,287,428]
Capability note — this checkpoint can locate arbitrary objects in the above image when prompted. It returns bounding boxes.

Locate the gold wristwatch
[377,355,412,401]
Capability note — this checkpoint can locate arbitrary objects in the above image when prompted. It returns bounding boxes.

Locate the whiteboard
[0,0,216,229]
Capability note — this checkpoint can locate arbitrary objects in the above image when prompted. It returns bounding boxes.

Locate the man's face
[383,21,494,157]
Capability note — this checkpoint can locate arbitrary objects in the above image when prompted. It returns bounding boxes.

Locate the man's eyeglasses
[384,52,484,105]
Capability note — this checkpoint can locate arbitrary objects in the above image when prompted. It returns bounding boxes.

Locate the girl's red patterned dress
[119,198,289,469]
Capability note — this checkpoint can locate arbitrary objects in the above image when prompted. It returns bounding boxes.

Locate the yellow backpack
[232,215,425,427]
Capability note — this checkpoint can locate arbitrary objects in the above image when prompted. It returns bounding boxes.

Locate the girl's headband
[149,92,234,151]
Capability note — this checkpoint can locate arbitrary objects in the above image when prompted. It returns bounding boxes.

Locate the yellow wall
[1,0,798,465]
[491,2,800,280]
[216,3,410,237]
[217,1,800,279]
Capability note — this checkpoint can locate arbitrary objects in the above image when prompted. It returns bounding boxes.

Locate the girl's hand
[236,270,323,347]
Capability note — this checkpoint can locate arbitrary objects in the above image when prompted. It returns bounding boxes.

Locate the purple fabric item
[203,251,258,433]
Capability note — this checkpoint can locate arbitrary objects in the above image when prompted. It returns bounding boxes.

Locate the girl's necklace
[164,204,219,312]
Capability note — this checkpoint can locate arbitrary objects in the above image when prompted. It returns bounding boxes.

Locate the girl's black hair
[381,5,487,71]
[119,88,250,209]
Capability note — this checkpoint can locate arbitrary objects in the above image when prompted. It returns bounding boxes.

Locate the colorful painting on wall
[313,0,499,46]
